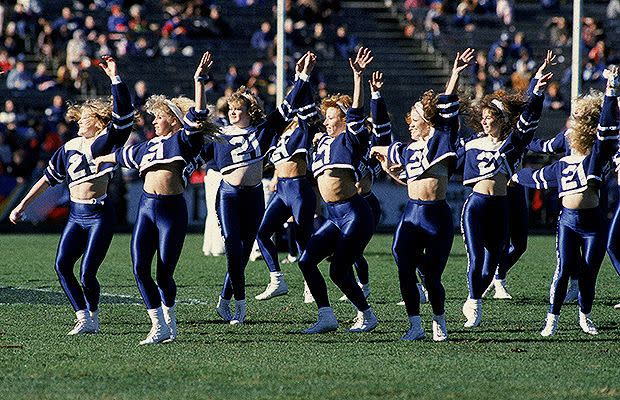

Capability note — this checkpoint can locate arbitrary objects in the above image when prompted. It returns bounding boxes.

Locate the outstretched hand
[99,55,118,79]
[194,51,214,80]
[296,51,317,76]
[452,48,475,75]
[534,72,554,93]
[349,47,373,76]
[369,71,384,92]
[535,50,557,79]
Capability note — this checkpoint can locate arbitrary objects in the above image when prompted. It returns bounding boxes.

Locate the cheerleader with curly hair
[458,51,554,328]
[10,56,134,336]
[514,66,619,335]
[372,49,474,341]
[206,52,317,324]
[94,52,221,344]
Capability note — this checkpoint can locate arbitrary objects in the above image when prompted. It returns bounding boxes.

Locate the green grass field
[1,233,619,400]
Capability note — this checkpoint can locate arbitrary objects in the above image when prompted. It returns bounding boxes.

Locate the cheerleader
[10,56,133,335]
[372,49,474,341]
[513,66,619,335]
[205,52,316,324]
[94,52,220,344]
[298,47,377,333]
[458,51,554,328]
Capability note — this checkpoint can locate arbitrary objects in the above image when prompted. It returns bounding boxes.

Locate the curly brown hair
[464,90,527,140]
[320,94,352,118]
[228,86,266,125]
[66,97,114,133]
[567,90,604,155]
[146,94,222,140]
[404,90,440,126]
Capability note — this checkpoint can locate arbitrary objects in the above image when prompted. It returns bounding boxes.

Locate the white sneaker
[493,279,513,299]
[89,310,100,333]
[615,302,620,309]
[401,315,425,340]
[255,272,289,300]
[230,300,246,325]
[349,308,378,333]
[162,304,177,341]
[140,308,171,345]
[578,311,598,335]
[216,296,232,321]
[563,279,579,303]
[417,283,428,304]
[249,249,263,262]
[540,313,559,337]
[303,281,315,304]
[302,307,338,334]
[67,310,97,335]
[397,300,405,306]
[432,314,448,342]
[338,282,370,301]
[462,298,482,327]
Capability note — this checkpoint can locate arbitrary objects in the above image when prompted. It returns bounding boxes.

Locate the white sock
[76,309,89,321]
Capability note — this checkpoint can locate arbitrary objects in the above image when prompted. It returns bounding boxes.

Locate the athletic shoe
[615,302,620,309]
[140,308,171,345]
[401,315,425,340]
[162,304,177,341]
[396,300,405,306]
[249,249,263,262]
[540,313,559,337]
[255,272,289,300]
[280,254,298,265]
[89,310,100,333]
[462,298,482,327]
[563,279,579,303]
[67,310,97,335]
[339,282,370,301]
[230,300,247,325]
[493,279,513,299]
[215,296,232,321]
[349,308,378,333]
[417,283,428,304]
[302,307,338,334]
[432,314,448,342]
[578,311,598,335]
[303,281,315,304]
[139,322,171,345]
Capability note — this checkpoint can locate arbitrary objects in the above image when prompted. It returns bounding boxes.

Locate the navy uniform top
[387,94,459,182]
[114,107,209,187]
[44,77,133,188]
[514,93,619,197]
[311,106,369,179]
[527,130,570,155]
[204,76,313,173]
[457,86,543,186]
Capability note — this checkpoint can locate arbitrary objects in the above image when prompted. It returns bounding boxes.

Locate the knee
[80,271,97,287]
[256,225,271,244]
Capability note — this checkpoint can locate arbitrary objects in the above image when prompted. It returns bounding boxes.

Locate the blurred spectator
[0,100,17,125]
[510,62,531,92]
[0,49,13,73]
[335,24,357,59]
[509,32,532,60]
[206,5,231,38]
[251,21,274,51]
[588,40,607,64]
[545,16,570,48]
[132,80,150,110]
[66,30,88,78]
[453,2,475,32]
[44,95,66,129]
[52,7,81,34]
[32,63,57,91]
[108,5,129,33]
[609,0,620,19]
[225,65,244,89]
[309,22,333,58]
[36,21,55,63]
[128,4,149,33]
[158,30,178,56]
[543,82,566,111]
[6,62,33,90]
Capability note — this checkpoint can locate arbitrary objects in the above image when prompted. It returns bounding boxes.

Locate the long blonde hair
[567,90,604,155]
[66,97,113,133]
[228,86,265,125]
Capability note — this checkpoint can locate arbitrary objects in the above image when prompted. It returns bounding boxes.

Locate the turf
[0,233,619,400]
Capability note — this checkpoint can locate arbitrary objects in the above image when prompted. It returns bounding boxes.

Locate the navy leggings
[393,199,453,316]
[55,199,114,312]
[256,176,316,272]
[298,194,374,311]
[495,185,528,279]
[462,192,509,299]
[352,191,381,285]
[549,207,607,315]
[217,181,265,301]
[132,192,187,309]
[606,190,620,277]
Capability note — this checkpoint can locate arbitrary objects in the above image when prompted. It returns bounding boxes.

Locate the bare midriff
[317,168,358,203]
[274,153,307,178]
[408,175,448,201]
[143,161,186,195]
[222,158,263,187]
[472,173,508,196]
[69,175,110,200]
[561,187,600,209]
[356,173,372,196]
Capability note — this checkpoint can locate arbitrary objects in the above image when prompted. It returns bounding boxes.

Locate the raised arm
[369,71,391,146]
[445,48,474,96]
[194,51,213,112]
[9,176,50,224]
[349,47,373,109]
[591,66,620,168]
